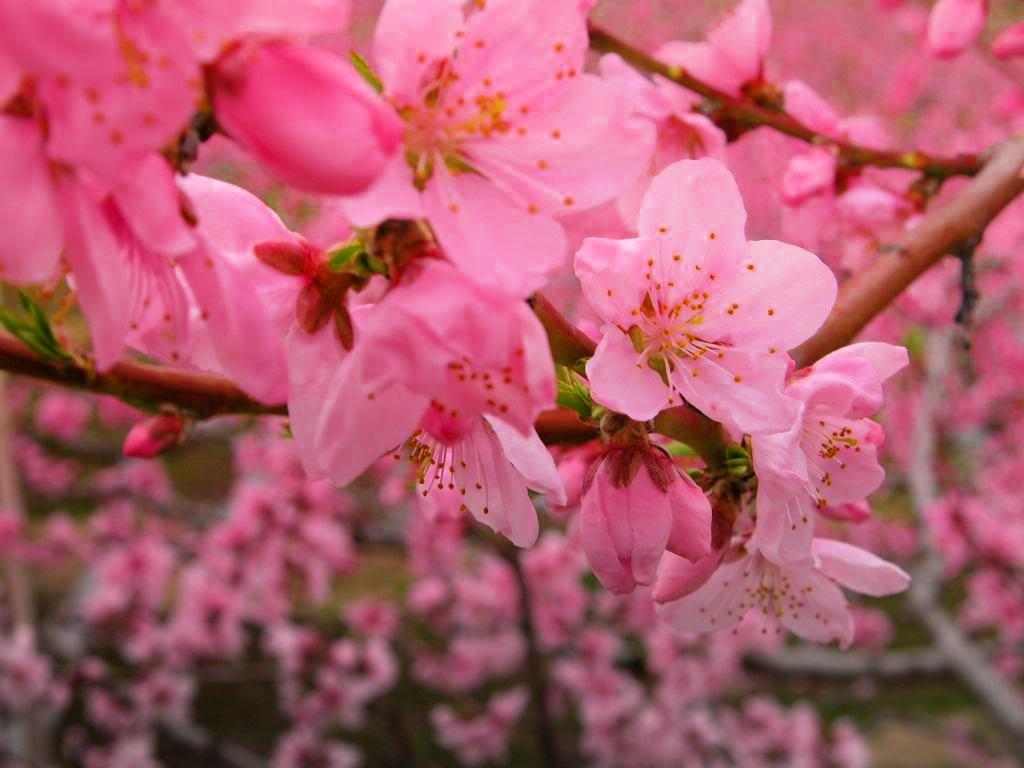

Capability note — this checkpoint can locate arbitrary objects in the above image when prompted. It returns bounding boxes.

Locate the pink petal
[285,322,354,479]
[652,550,721,604]
[0,116,63,283]
[34,4,200,183]
[56,177,129,371]
[0,47,18,104]
[422,168,566,297]
[166,0,351,62]
[927,0,987,58]
[338,152,425,228]
[373,0,465,105]
[803,417,885,506]
[705,0,772,89]
[699,239,838,352]
[656,548,750,633]
[179,174,294,258]
[599,53,674,121]
[665,472,712,562]
[468,74,655,215]
[813,538,911,598]
[752,483,816,569]
[637,158,748,286]
[992,21,1024,59]
[574,236,658,326]
[780,567,855,647]
[112,154,195,256]
[813,342,909,406]
[460,419,541,547]
[175,242,289,403]
[782,80,840,137]
[657,41,740,95]
[586,326,671,422]
[486,416,566,505]
[213,42,402,195]
[780,148,838,205]
[444,0,589,108]
[668,346,796,435]
[307,348,429,486]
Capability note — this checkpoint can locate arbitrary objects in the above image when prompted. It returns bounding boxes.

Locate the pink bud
[581,448,711,595]
[992,21,1024,59]
[926,0,987,59]
[122,414,185,459]
[212,42,402,195]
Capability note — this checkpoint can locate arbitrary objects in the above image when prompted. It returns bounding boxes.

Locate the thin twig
[746,646,948,679]
[794,138,1024,366]
[907,330,1024,753]
[587,24,983,179]
[0,373,50,766]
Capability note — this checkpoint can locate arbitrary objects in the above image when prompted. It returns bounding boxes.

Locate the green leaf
[0,292,70,362]
[664,441,697,457]
[555,366,594,418]
[350,51,383,94]
[326,243,366,272]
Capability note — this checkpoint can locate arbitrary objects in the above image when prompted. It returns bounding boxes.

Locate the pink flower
[580,445,711,595]
[574,158,837,435]
[927,0,987,58]
[779,81,890,206]
[992,21,1024,59]
[340,0,654,295]
[657,536,910,647]
[599,53,726,230]
[288,259,564,546]
[0,109,287,400]
[431,687,528,766]
[751,342,908,567]
[211,42,403,195]
[655,0,772,97]
[0,0,200,183]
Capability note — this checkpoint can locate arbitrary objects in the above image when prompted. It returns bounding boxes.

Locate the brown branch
[587,24,982,179]
[0,334,282,419]
[496,537,563,768]
[0,332,599,445]
[907,330,1024,753]
[746,646,948,679]
[793,137,1024,366]
[1,140,1022,459]
[0,374,50,766]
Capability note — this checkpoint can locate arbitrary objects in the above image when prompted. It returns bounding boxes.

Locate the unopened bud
[123,414,185,459]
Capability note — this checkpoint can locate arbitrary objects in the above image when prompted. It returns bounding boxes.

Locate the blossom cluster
[1,0,1024,764]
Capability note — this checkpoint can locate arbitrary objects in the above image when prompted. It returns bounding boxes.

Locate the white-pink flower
[656,536,910,647]
[751,342,909,567]
[574,158,837,435]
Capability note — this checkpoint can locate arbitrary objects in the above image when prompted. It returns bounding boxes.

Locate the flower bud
[581,445,712,595]
[122,414,185,459]
[212,42,402,195]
